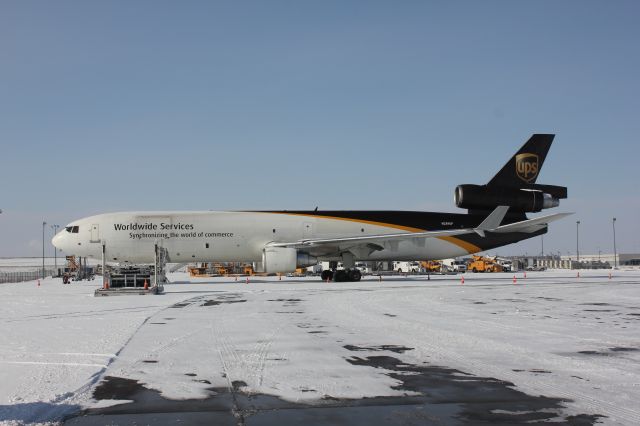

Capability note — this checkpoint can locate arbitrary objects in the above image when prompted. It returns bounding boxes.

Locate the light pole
[42,221,47,279]
[613,217,617,268]
[51,224,59,274]
[576,221,580,262]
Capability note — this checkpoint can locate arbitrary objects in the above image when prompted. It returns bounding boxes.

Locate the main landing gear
[320,269,362,282]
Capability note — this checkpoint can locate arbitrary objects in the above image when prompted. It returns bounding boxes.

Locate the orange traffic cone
[513,275,517,284]
[144,279,149,290]
[460,275,465,284]
[609,271,612,280]
[524,272,527,279]
[246,277,249,284]
[104,280,109,290]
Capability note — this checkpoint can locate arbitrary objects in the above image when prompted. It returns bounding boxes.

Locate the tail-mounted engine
[455,184,567,213]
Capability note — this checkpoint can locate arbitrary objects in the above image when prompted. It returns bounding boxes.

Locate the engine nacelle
[455,184,560,213]
[262,247,317,274]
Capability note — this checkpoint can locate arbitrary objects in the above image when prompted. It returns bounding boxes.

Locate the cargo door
[90,224,100,243]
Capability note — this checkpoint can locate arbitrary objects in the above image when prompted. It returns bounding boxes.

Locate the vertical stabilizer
[487,134,554,187]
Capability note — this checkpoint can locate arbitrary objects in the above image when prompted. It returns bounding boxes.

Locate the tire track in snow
[21,309,159,424]
[209,293,286,392]
[32,294,205,424]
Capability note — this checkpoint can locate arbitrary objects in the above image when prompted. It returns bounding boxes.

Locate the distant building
[509,253,640,270]
[569,253,640,267]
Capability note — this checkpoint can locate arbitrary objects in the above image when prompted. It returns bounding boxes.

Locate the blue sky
[1,1,638,257]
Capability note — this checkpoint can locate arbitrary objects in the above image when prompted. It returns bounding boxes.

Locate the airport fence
[0,268,58,284]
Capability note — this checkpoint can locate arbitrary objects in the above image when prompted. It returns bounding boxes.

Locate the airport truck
[442,259,467,273]
[393,261,422,273]
[467,255,504,273]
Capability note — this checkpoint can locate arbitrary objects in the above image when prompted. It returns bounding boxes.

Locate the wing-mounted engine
[261,247,317,274]
[455,184,567,213]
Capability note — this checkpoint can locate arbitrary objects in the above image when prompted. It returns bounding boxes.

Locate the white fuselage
[52,211,471,265]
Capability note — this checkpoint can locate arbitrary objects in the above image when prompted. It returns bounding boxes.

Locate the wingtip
[476,205,510,232]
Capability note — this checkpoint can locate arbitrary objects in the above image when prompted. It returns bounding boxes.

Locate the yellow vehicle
[189,262,231,276]
[467,255,503,273]
[214,263,231,275]
[294,267,309,276]
[188,263,209,277]
[420,260,442,272]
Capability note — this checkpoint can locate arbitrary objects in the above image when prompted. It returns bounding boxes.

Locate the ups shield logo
[515,153,539,183]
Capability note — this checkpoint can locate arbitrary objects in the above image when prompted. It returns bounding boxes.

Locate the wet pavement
[65,353,602,425]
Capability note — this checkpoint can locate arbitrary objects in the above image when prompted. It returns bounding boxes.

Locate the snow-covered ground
[1,270,639,425]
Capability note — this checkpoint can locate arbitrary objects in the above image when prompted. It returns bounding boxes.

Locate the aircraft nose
[52,231,66,251]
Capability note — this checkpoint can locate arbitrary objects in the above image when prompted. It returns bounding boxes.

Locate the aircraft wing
[269,227,484,250]
[268,208,571,257]
[268,206,510,255]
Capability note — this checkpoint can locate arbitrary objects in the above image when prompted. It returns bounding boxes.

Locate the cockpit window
[72,226,79,233]
[65,226,73,233]
[66,226,79,233]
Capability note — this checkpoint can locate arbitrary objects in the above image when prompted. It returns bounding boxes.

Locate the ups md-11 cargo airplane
[53,134,570,282]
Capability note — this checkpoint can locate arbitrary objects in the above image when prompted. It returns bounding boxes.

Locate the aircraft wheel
[334,270,348,282]
[472,268,478,273]
[348,269,362,282]
[321,270,334,281]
